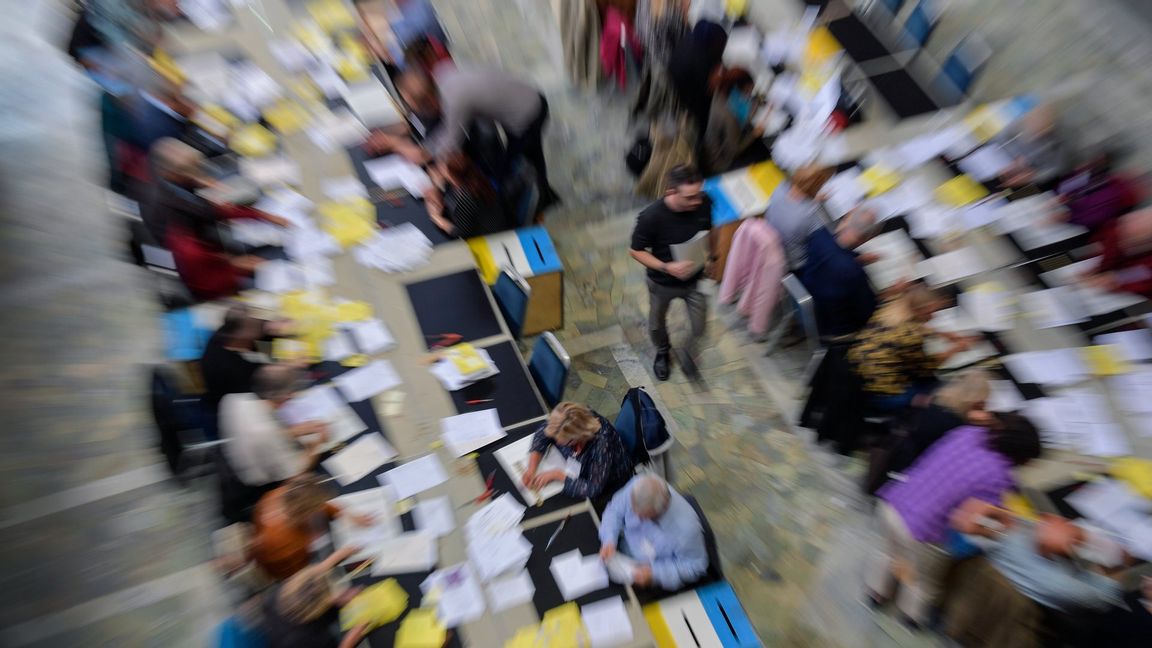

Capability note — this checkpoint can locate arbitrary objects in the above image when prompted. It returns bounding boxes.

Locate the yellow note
[445,343,488,376]
[308,0,356,33]
[342,354,369,367]
[231,124,278,157]
[1111,458,1152,498]
[1081,344,1130,377]
[859,165,902,197]
[336,56,369,82]
[963,105,1007,143]
[149,48,185,85]
[749,161,785,197]
[323,210,375,246]
[805,27,843,66]
[340,579,408,631]
[467,238,500,284]
[726,0,748,17]
[395,608,446,648]
[336,300,373,322]
[505,625,541,648]
[935,175,988,207]
[264,100,311,135]
[539,603,585,648]
[272,338,308,361]
[1002,492,1037,521]
[338,33,371,67]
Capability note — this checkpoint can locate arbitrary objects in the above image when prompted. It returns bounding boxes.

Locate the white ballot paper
[1094,330,1152,364]
[1020,287,1088,329]
[604,553,640,585]
[494,435,566,505]
[363,155,433,197]
[486,570,535,612]
[413,496,456,538]
[255,260,307,294]
[371,530,438,575]
[440,409,506,457]
[1002,349,1089,387]
[466,493,526,539]
[550,550,609,600]
[582,596,635,648]
[917,247,988,287]
[422,564,486,628]
[280,384,366,446]
[329,487,401,563]
[380,454,449,501]
[986,380,1025,413]
[333,360,403,402]
[670,231,710,271]
[341,81,404,128]
[321,176,368,201]
[468,529,532,582]
[321,433,398,486]
[343,318,396,355]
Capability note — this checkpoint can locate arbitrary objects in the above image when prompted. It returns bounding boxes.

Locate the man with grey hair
[219,364,328,489]
[598,474,708,591]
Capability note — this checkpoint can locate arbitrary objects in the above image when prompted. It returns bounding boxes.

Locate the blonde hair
[934,370,992,415]
[281,474,334,522]
[544,402,601,445]
[792,164,834,199]
[880,282,948,326]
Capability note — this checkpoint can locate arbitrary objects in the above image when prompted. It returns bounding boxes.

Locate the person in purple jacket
[865,413,1042,627]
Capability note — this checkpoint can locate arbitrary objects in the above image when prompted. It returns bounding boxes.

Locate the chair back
[902,0,938,48]
[492,268,531,338]
[939,35,992,96]
[781,273,821,354]
[684,494,724,583]
[215,615,266,648]
[528,332,570,408]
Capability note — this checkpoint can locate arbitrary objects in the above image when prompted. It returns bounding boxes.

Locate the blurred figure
[524,402,635,499]
[998,104,1067,190]
[884,370,993,480]
[848,283,974,413]
[598,474,708,590]
[396,64,559,209]
[149,138,288,300]
[201,305,277,413]
[867,414,1043,626]
[1054,150,1141,231]
[422,151,513,237]
[1082,207,1152,298]
[797,208,878,337]
[219,365,327,492]
[764,164,833,271]
[667,20,728,146]
[700,68,764,174]
[629,165,714,380]
[261,557,370,648]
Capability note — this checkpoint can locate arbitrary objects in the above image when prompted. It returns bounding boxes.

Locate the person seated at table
[1081,207,1152,298]
[764,163,833,272]
[700,67,763,175]
[522,402,635,500]
[848,283,976,413]
[395,63,559,210]
[997,103,1068,191]
[250,473,372,581]
[260,553,370,648]
[422,151,513,238]
[1053,150,1141,232]
[201,305,276,412]
[598,474,708,591]
[220,364,328,493]
[150,138,289,300]
[866,414,1043,627]
[797,207,879,338]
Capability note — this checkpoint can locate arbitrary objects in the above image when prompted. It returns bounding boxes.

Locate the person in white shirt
[219,364,328,488]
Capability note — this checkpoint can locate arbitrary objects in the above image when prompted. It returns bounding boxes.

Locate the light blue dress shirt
[598,476,709,590]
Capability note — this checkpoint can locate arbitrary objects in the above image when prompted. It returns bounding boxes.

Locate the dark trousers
[505,93,557,205]
[647,279,707,356]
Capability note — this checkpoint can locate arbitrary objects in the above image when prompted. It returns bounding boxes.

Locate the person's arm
[629,216,698,279]
[598,483,631,551]
[523,428,551,485]
[649,505,709,590]
[423,185,455,234]
[338,623,370,648]
[213,202,291,227]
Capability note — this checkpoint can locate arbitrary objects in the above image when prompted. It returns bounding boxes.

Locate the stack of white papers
[917,247,988,286]
[301,257,336,288]
[321,176,369,201]
[285,225,341,262]
[254,260,307,294]
[1109,369,1152,417]
[854,230,925,289]
[956,145,1015,182]
[1066,479,1152,560]
[926,335,998,371]
[363,155,433,197]
[413,496,456,538]
[308,107,370,152]
[333,360,404,402]
[269,39,315,72]
[257,188,315,224]
[353,225,434,273]
[422,564,487,627]
[466,493,526,539]
[958,288,1015,332]
[1020,287,1088,329]
[230,61,282,109]
[1039,259,1145,316]
[342,318,396,355]
[329,487,401,562]
[239,156,302,188]
[280,384,366,445]
[986,380,1025,412]
[1003,349,1089,386]
[440,409,506,457]
[341,82,405,128]
[324,332,357,362]
[906,203,961,239]
[371,530,438,575]
[429,349,500,391]
[468,529,533,582]
[892,125,977,170]
[582,597,634,648]
[230,220,284,247]
[321,433,398,485]
[380,454,449,500]
[1022,390,1132,455]
[494,435,566,505]
[821,169,865,219]
[485,570,535,612]
[1094,330,1152,363]
[550,550,609,600]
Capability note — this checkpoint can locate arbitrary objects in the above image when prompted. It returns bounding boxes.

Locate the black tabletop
[405,269,505,348]
[828,13,895,63]
[521,510,628,616]
[449,340,547,427]
[866,68,941,119]
[474,422,586,521]
[345,145,455,247]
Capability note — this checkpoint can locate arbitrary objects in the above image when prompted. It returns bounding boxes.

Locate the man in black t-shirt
[629,165,716,380]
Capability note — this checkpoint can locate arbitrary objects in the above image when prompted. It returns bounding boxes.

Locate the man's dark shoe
[653,350,671,381]
[677,349,700,380]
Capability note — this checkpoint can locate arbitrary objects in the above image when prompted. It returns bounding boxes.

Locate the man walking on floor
[629,165,716,380]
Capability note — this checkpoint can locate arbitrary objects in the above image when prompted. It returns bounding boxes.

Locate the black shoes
[653,350,671,381]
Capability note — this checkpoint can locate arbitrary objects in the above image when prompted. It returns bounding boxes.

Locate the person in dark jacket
[667,21,728,151]
[261,555,368,648]
[798,208,879,337]
[422,151,513,238]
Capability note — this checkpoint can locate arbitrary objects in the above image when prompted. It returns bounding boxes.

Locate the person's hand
[633,565,653,587]
[1082,272,1119,292]
[351,513,376,528]
[950,498,1010,536]
[1035,514,1085,558]
[967,409,996,426]
[521,466,537,488]
[664,260,698,280]
[428,210,455,235]
[704,259,717,280]
[330,545,361,566]
[599,544,616,561]
[362,131,396,155]
[856,252,882,265]
[396,142,432,165]
[530,470,565,489]
[230,255,265,273]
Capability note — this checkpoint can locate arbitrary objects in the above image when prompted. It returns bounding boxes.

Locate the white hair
[631,474,671,518]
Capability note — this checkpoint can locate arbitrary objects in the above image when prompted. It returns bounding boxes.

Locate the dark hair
[666,164,703,189]
[218,304,252,336]
[986,412,1043,466]
[444,151,496,203]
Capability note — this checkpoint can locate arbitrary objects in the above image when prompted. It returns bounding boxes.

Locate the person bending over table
[150,138,290,301]
[422,151,513,238]
[848,283,976,413]
[866,414,1043,627]
[1081,207,1152,299]
[260,553,369,648]
[523,402,635,500]
[220,365,328,493]
[598,474,708,591]
[798,207,879,338]
[201,304,296,412]
[764,163,834,272]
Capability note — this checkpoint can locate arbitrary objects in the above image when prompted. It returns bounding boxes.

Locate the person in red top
[1083,208,1152,298]
[150,138,288,301]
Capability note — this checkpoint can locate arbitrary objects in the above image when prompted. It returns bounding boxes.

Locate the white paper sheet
[321,433,398,485]
[465,493,526,539]
[324,332,357,362]
[986,380,1025,413]
[958,289,1015,332]
[1094,330,1152,363]
[422,564,486,628]
[354,225,435,273]
[280,384,365,440]
[917,247,988,286]
[1109,369,1152,416]
[285,226,341,262]
[231,61,282,109]
[669,230,711,270]
[440,409,506,457]
[468,529,533,582]
[493,435,566,505]
[550,550,609,601]
[321,176,369,201]
[363,155,432,197]
[177,51,234,101]
[604,552,640,585]
[1067,479,1151,526]
[1002,349,1089,386]
[854,230,925,289]
[1020,287,1088,329]
[582,596,635,648]
[269,39,315,72]
[413,496,456,538]
[341,81,404,128]
[310,107,370,147]
[333,360,403,402]
[371,530,438,575]
[307,61,349,99]
[329,487,401,562]
[428,349,499,391]
[956,145,1015,181]
[380,454,449,501]
[344,318,396,355]
[230,220,284,247]
[485,570,535,612]
[239,156,302,187]
[254,260,306,294]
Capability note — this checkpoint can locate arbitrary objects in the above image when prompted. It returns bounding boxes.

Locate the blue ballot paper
[162,309,214,361]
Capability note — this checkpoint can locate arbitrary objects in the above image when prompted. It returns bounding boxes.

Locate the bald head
[151,137,204,184]
[631,474,672,520]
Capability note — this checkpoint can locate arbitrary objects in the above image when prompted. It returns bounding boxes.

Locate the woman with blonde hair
[523,402,636,499]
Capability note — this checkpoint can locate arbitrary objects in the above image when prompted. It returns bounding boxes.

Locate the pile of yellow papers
[859,165,902,197]
[935,175,988,207]
[338,33,372,68]
[1003,492,1037,521]
[264,100,312,135]
[444,343,488,376]
[231,124,278,157]
[194,104,240,137]
[295,22,332,55]
[336,56,370,82]
[340,578,408,631]
[963,105,1007,143]
[536,603,587,648]
[749,161,785,197]
[1080,344,1130,377]
[336,300,374,322]
[805,26,843,66]
[1111,458,1152,499]
[395,609,446,648]
[505,625,541,648]
[322,204,376,247]
[308,0,357,33]
[149,49,185,85]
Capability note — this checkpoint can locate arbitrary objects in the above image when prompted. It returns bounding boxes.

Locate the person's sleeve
[426,93,466,157]
[528,427,552,454]
[598,482,631,546]
[214,203,266,221]
[563,445,609,498]
[630,212,654,251]
[650,506,709,590]
[1112,257,1152,296]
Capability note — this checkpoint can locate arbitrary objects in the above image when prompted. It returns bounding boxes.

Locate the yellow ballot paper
[1111,458,1152,499]
[749,161,785,197]
[231,124,278,157]
[935,175,988,207]
[338,33,371,68]
[272,338,309,362]
[340,578,408,631]
[505,624,541,648]
[395,608,446,648]
[963,105,1007,143]
[1081,344,1130,377]
[287,77,323,105]
[859,165,902,197]
[467,238,500,284]
[264,100,312,135]
[322,207,375,247]
[336,57,370,82]
[336,300,373,322]
[342,354,369,367]
[538,603,587,648]
[308,0,357,33]
[444,343,488,376]
[195,104,240,137]
[805,26,842,66]
[149,49,185,85]
[1003,492,1037,521]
